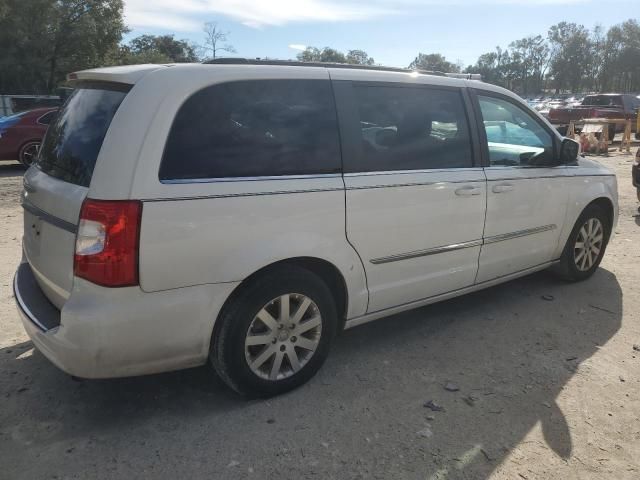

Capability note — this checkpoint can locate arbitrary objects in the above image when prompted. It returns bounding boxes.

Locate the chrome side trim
[346,179,485,191]
[161,173,342,184]
[144,187,344,202]
[345,259,560,329]
[13,271,50,332]
[370,225,556,265]
[21,199,77,234]
[483,224,556,245]
[370,239,483,265]
[344,167,484,177]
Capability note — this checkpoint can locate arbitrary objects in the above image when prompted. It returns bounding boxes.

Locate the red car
[0,107,58,166]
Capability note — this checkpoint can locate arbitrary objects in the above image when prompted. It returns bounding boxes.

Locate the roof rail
[444,73,482,81]
[202,57,449,77]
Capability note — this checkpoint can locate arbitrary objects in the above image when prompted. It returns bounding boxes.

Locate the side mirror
[560,138,580,164]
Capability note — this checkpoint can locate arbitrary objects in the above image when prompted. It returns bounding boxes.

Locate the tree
[202,22,236,60]
[547,22,590,92]
[408,53,460,73]
[296,47,347,63]
[118,34,198,64]
[599,20,640,92]
[508,35,549,94]
[0,0,126,94]
[346,49,375,65]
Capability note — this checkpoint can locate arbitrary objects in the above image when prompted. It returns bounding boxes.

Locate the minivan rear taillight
[74,199,142,287]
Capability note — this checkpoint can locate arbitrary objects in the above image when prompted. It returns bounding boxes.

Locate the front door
[473,92,569,283]
[335,80,487,313]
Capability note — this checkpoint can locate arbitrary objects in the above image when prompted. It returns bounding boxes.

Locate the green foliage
[346,49,375,65]
[296,47,374,65]
[297,47,346,63]
[112,34,199,65]
[0,0,126,94]
[408,53,460,73]
[465,19,640,94]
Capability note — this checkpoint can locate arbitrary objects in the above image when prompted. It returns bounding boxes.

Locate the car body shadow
[0,268,622,479]
[0,161,25,178]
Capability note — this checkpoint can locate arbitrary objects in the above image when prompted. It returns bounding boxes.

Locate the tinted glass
[37,111,56,125]
[582,95,622,107]
[347,85,472,172]
[160,80,341,180]
[10,97,62,114]
[478,95,553,167]
[37,86,128,187]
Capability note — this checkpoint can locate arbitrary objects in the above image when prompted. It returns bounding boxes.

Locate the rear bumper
[14,261,239,378]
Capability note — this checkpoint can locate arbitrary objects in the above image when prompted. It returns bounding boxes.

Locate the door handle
[492,183,514,194]
[455,185,481,197]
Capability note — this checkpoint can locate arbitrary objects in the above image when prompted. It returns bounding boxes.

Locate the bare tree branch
[202,22,236,60]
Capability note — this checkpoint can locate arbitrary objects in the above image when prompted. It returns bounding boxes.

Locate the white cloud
[288,44,307,51]
[124,0,592,31]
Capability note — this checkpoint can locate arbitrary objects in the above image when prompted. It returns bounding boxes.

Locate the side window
[160,80,341,180]
[478,95,553,167]
[37,111,56,125]
[347,85,473,172]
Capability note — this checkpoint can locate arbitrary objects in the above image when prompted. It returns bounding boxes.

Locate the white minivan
[14,61,618,397]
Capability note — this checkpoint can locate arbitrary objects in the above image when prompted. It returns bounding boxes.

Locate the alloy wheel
[20,142,40,167]
[574,217,604,271]
[244,293,322,381]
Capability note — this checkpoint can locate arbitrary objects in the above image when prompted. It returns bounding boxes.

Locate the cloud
[288,44,307,51]
[124,0,592,31]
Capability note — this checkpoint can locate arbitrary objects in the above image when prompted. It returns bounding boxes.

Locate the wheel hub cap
[244,293,322,381]
[574,217,604,272]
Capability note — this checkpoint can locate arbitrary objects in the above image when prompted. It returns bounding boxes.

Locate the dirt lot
[1,149,639,480]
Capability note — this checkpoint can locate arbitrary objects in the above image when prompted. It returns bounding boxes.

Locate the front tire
[210,265,338,397]
[554,204,610,281]
[18,141,40,167]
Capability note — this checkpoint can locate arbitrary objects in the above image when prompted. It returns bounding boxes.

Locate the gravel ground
[1,149,639,480]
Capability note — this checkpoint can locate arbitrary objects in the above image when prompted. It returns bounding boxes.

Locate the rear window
[37,111,57,125]
[582,95,623,107]
[10,97,62,114]
[159,79,341,180]
[37,84,129,187]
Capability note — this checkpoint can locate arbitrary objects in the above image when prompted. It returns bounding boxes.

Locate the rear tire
[18,141,40,167]
[607,124,616,143]
[210,265,337,398]
[553,204,610,282]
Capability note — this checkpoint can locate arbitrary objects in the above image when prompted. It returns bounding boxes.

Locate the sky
[123,0,637,68]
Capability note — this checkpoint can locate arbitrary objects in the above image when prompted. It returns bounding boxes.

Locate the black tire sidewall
[213,266,337,397]
[561,205,610,281]
[19,141,39,167]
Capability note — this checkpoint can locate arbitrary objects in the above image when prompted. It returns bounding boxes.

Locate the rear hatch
[22,83,130,309]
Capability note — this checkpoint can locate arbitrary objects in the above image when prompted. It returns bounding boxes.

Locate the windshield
[36,84,129,187]
[582,95,623,107]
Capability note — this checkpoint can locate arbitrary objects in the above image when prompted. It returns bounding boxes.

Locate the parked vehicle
[537,100,566,119]
[14,62,618,397]
[0,108,58,166]
[0,95,62,118]
[548,94,640,139]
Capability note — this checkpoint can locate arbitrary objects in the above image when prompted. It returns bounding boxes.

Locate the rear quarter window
[37,84,129,187]
[159,79,341,180]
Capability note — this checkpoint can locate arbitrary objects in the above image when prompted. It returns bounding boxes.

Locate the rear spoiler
[67,64,170,85]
